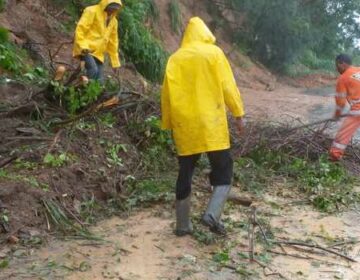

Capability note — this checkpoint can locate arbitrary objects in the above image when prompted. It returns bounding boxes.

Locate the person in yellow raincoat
[73,0,122,82]
[161,17,245,236]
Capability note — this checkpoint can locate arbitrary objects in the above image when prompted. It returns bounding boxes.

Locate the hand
[234,117,245,136]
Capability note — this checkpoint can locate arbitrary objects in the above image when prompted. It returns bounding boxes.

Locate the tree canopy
[220,0,360,72]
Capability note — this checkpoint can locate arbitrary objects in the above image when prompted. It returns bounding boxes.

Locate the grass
[0,0,4,12]
[43,152,72,168]
[0,26,8,43]
[169,0,182,34]
[0,169,49,191]
[0,30,49,84]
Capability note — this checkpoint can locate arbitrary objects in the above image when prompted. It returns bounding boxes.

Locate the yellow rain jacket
[73,0,122,68]
[161,17,245,156]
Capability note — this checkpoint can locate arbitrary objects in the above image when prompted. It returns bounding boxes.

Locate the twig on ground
[248,206,256,261]
[273,240,357,263]
[252,259,289,280]
[327,240,360,249]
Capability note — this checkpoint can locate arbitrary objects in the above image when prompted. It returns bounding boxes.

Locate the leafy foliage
[169,0,183,34]
[106,143,127,167]
[127,116,174,173]
[0,0,4,12]
[220,0,360,72]
[119,0,168,82]
[125,178,174,209]
[43,153,72,168]
[51,80,102,114]
[0,26,8,44]
[0,31,48,84]
[0,42,23,73]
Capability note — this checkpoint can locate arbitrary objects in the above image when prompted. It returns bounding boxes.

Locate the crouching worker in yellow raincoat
[73,0,122,83]
[161,17,245,236]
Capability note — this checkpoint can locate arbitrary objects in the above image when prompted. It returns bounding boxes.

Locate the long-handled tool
[286,114,349,132]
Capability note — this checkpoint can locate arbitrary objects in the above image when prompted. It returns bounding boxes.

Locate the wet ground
[2,190,360,280]
[2,84,360,280]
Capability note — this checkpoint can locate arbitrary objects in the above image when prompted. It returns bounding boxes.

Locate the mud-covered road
[2,84,360,280]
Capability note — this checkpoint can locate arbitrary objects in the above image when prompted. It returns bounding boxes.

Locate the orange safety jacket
[336,66,360,115]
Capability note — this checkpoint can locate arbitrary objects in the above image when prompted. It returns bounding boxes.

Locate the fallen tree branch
[273,240,357,263]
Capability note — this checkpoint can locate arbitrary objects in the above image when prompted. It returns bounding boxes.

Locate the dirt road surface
[2,83,360,280]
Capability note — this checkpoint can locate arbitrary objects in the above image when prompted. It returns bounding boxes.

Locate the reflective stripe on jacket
[336,66,360,112]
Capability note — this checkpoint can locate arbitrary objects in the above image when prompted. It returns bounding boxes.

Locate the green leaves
[51,80,102,114]
[119,0,168,82]
[224,0,360,72]
[169,0,183,35]
[0,0,4,12]
[0,26,8,44]
[234,148,359,212]
[43,153,71,168]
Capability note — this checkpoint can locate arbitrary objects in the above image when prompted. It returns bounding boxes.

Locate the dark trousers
[82,54,104,83]
[176,149,233,200]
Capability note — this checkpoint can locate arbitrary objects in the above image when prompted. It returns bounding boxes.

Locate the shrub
[169,0,182,34]
[119,0,168,82]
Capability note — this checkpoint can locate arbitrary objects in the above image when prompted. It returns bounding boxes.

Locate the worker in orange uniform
[161,17,245,236]
[330,54,360,161]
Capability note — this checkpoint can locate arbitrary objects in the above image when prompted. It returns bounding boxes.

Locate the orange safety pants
[330,115,360,160]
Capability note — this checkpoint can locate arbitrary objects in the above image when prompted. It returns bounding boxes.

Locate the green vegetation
[0,26,48,83]
[234,148,359,212]
[42,199,100,239]
[119,0,168,82]
[220,0,360,73]
[125,178,174,209]
[169,0,182,34]
[0,0,5,12]
[43,153,72,168]
[127,115,174,173]
[50,80,103,114]
[106,143,126,167]
[0,26,8,43]
[0,41,24,74]
[99,112,117,128]
[0,169,49,190]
